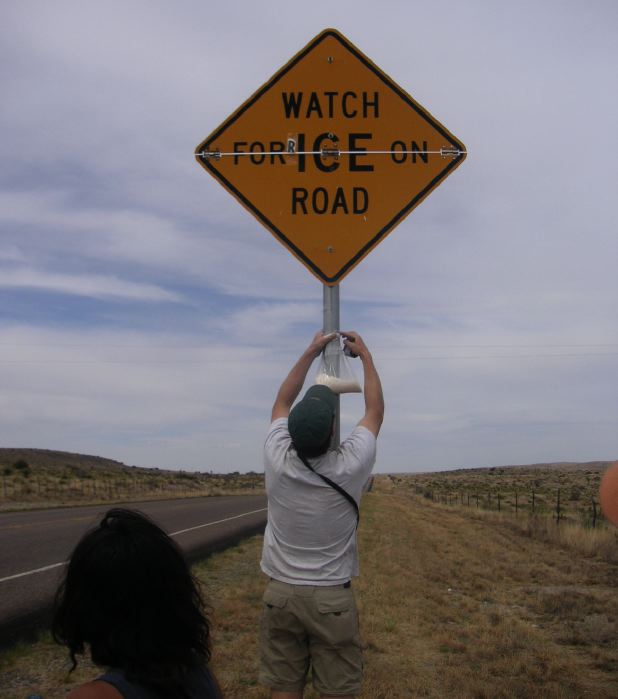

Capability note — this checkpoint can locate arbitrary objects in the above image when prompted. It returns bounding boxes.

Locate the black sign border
[196,28,466,285]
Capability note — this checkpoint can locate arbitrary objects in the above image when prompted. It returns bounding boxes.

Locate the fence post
[556,488,561,525]
[497,493,501,512]
[591,498,597,529]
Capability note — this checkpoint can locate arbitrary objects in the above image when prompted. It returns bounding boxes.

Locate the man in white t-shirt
[259,330,384,699]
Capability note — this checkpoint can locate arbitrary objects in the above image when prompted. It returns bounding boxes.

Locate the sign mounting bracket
[198,147,466,160]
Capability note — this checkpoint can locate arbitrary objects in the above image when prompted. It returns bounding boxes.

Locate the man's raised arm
[341,331,384,437]
[271,331,336,422]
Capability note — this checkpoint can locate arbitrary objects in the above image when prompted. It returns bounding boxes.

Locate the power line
[1,352,617,365]
[0,342,617,350]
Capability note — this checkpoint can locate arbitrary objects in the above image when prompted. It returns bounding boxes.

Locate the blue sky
[1,0,617,472]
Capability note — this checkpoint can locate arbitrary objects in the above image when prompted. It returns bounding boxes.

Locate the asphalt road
[0,495,267,647]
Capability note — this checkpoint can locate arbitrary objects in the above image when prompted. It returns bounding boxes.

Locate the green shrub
[13,460,30,476]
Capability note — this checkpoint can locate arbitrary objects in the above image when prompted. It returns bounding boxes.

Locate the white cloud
[0,245,26,263]
[0,324,276,468]
[0,267,183,303]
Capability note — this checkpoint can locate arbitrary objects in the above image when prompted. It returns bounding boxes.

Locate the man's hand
[340,331,370,360]
[307,330,338,359]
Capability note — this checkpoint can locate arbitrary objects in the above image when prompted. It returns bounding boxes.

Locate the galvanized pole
[323,284,340,446]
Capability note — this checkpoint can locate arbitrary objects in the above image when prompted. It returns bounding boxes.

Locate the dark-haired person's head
[52,508,211,696]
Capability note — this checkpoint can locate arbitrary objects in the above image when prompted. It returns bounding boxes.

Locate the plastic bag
[315,336,362,394]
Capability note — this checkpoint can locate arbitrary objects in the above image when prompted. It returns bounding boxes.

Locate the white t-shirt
[260,417,377,585]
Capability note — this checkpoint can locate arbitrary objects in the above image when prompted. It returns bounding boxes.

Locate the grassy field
[390,461,612,528]
[1,478,617,698]
[0,448,264,511]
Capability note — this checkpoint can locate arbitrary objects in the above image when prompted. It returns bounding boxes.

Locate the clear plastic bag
[315,336,362,394]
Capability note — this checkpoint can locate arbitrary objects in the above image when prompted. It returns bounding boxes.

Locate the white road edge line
[0,507,268,584]
[169,507,267,536]
[0,561,67,584]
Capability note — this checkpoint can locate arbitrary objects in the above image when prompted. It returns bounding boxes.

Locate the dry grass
[0,634,99,697]
[1,489,617,698]
[0,448,264,511]
[390,462,612,528]
[355,488,617,698]
[382,470,618,566]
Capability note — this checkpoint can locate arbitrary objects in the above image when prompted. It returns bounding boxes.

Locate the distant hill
[394,460,615,476]
[0,448,130,473]
[0,448,264,509]
[1,449,614,478]
[450,461,613,474]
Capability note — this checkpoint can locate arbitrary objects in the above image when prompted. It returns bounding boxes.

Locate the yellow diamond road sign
[195,28,466,285]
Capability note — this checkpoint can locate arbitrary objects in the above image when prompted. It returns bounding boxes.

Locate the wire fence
[407,483,604,529]
[0,471,265,508]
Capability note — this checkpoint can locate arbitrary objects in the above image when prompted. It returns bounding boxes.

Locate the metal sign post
[323,283,340,446]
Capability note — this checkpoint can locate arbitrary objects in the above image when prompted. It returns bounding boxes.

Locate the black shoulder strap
[296,451,360,528]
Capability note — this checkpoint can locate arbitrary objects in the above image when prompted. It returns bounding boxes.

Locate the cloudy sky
[1,1,616,473]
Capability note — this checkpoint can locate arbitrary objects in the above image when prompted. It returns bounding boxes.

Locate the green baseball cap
[288,385,337,456]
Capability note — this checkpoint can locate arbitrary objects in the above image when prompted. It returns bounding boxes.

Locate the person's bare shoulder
[68,681,123,699]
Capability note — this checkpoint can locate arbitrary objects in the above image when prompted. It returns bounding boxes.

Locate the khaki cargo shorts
[259,578,363,695]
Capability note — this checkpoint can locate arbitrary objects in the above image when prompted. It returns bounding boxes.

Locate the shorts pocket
[263,588,288,610]
[260,586,296,644]
[316,596,350,616]
[313,589,358,646]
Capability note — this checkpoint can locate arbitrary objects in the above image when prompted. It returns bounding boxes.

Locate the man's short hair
[288,385,336,457]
